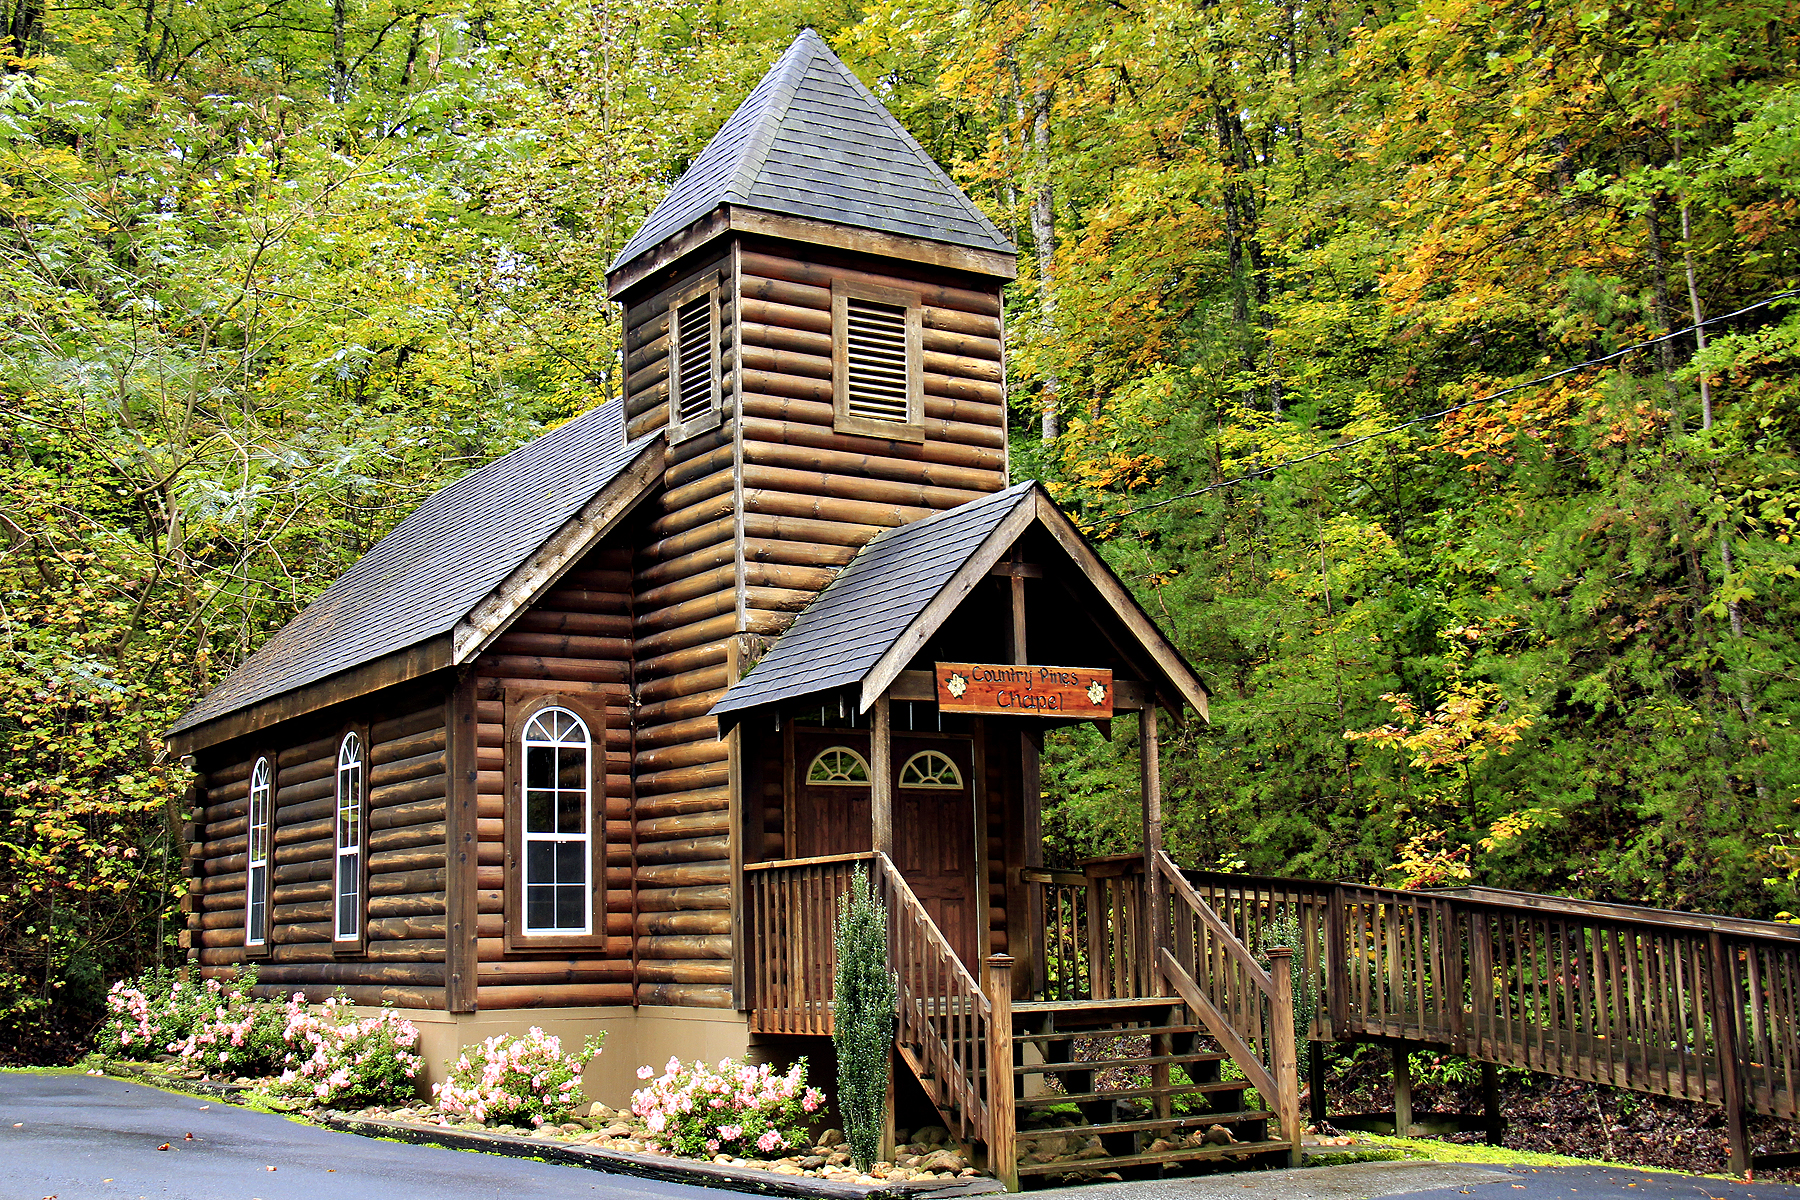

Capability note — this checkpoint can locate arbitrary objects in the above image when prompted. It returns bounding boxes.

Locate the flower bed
[91,969,989,1188]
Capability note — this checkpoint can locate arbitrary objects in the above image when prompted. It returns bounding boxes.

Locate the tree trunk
[332,0,349,102]
[1031,87,1061,443]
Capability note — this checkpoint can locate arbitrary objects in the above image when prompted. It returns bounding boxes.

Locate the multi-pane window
[521,707,592,934]
[333,732,363,943]
[833,279,923,441]
[898,750,962,789]
[806,746,872,786]
[245,757,273,947]
[668,281,720,439]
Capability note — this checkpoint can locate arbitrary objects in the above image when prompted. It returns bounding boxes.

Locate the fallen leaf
[197,1105,209,1110]
[156,1143,171,1151]
[183,1133,194,1141]
[11,1123,21,1128]
[265,1165,276,1172]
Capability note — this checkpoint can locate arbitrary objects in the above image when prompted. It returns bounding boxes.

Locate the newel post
[1268,946,1303,1168]
[1709,932,1751,1178]
[984,954,1018,1192]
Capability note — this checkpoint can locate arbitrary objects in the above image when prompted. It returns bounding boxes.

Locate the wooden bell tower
[604,32,1017,1003]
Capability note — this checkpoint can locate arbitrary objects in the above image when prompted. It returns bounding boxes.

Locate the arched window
[806,746,871,786]
[898,750,963,790]
[522,707,591,934]
[334,732,364,943]
[245,757,272,947]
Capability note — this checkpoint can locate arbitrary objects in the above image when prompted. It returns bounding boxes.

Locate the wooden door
[791,731,981,969]
[891,736,981,969]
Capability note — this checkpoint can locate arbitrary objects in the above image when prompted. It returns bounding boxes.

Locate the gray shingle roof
[712,482,1036,717]
[609,29,1014,275]
[169,400,656,737]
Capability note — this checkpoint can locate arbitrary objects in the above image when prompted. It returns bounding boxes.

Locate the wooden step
[1014,996,1184,1016]
[1016,1023,1199,1044]
[1019,1051,1226,1075]
[1017,1080,1249,1108]
[1017,1109,1266,1142]
[1015,1138,1293,1176]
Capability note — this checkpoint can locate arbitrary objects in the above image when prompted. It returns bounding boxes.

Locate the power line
[1072,289,1800,532]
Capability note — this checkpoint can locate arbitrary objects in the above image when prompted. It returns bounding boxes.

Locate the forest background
[0,0,1797,1053]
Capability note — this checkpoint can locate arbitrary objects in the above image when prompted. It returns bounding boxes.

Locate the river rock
[920,1149,966,1173]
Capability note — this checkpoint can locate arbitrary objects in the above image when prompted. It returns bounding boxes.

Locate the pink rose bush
[167,976,287,1077]
[631,1055,823,1160]
[270,995,423,1107]
[434,1028,603,1127]
[99,967,252,1062]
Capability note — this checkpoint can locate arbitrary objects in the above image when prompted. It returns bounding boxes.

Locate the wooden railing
[744,852,875,1035]
[1153,851,1303,1165]
[744,852,999,1153]
[1183,871,1800,1172]
[1024,855,1150,1001]
[871,854,997,1149]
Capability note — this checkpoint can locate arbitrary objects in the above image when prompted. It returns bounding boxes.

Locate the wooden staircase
[1011,996,1292,1179]
[744,849,1305,1190]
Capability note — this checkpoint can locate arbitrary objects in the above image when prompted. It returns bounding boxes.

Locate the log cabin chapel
[171,30,1304,1184]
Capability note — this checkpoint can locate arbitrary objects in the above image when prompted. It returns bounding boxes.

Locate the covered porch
[711,483,1304,1185]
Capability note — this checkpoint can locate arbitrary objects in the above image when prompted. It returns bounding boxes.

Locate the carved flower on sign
[1087,679,1107,706]
[946,672,968,699]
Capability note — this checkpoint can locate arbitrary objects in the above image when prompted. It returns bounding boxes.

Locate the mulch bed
[1323,1047,1800,1180]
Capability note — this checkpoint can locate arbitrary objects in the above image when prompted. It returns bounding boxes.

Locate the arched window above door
[806,746,871,786]
[898,750,963,790]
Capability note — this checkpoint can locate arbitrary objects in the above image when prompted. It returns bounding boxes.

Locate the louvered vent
[675,294,714,425]
[844,297,910,423]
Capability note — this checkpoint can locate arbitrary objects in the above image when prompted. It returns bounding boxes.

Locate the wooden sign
[934,662,1114,718]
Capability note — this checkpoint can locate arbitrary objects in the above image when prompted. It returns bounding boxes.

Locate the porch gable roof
[711,481,1209,722]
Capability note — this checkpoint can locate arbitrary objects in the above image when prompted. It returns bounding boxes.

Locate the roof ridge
[720,31,818,205]
[788,37,1010,250]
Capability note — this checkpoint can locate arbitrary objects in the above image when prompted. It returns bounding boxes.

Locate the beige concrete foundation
[377,1005,754,1108]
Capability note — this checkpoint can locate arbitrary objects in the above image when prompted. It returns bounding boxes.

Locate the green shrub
[833,867,895,1171]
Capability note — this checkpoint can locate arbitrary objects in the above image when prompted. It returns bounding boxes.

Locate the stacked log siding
[617,237,1008,1009]
[190,694,451,1008]
[472,542,636,1009]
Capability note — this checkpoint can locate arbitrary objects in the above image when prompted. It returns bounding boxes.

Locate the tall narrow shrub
[833,867,895,1171]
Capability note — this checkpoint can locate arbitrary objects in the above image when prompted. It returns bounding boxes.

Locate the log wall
[187,690,450,1009]
[621,235,1009,1009]
[471,541,637,1010]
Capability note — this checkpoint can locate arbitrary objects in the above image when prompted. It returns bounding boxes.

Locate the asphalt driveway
[0,1070,711,1200]
[9,1070,1800,1200]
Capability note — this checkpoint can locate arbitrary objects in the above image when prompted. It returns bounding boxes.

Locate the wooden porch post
[871,695,893,858]
[1391,1041,1413,1137]
[1139,706,1165,996]
[985,954,1018,1192]
[1011,560,1042,998]
[1709,932,1751,1177]
[1269,946,1303,1167]
[1481,1062,1503,1146]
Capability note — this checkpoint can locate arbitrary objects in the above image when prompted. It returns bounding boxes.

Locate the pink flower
[757,1130,784,1154]
[637,1064,654,1080]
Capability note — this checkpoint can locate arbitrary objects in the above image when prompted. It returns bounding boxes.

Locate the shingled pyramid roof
[609,29,1014,274]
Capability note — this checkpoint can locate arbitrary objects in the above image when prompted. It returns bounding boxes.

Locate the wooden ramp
[1184,872,1800,1174]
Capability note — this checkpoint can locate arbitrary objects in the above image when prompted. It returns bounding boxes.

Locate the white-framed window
[898,750,963,789]
[806,746,872,786]
[522,706,592,935]
[832,279,924,442]
[333,732,364,944]
[245,757,273,947]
